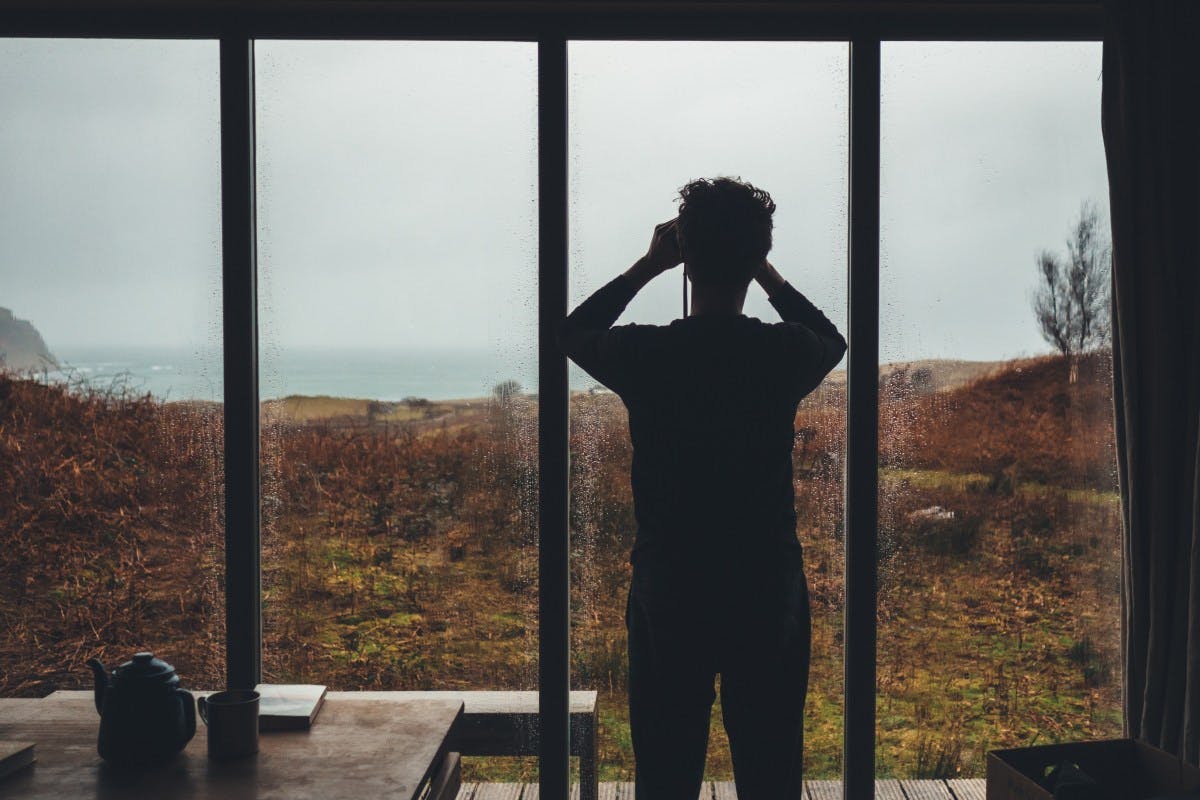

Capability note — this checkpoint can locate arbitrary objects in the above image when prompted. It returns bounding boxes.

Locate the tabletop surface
[0,690,463,800]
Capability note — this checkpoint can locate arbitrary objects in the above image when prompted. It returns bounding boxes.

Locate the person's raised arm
[756,259,847,397]
[554,219,682,394]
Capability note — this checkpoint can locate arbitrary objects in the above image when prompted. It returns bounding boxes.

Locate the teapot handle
[178,689,197,741]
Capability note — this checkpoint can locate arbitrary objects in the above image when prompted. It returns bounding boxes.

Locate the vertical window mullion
[845,37,881,800]
[538,35,571,800]
[219,35,262,692]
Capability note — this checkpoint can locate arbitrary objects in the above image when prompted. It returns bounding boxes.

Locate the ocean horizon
[22,345,1021,404]
[32,345,576,403]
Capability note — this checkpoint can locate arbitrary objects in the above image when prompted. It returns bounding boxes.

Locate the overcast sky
[1,39,1106,366]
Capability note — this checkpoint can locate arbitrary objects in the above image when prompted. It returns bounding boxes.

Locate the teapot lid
[114,652,176,683]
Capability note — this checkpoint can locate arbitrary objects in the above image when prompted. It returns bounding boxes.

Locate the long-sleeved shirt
[556,273,847,578]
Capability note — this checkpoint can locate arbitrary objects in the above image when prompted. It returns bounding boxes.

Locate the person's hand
[641,218,683,274]
[624,219,683,290]
[755,258,787,298]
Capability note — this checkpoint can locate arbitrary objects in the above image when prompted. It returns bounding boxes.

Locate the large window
[254,39,539,680]
[0,38,225,692]
[877,42,1118,777]
[0,5,1113,796]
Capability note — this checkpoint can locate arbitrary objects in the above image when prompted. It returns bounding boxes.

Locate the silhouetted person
[556,177,846,800]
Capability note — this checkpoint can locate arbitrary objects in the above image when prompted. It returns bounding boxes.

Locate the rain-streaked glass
[877,42,1119,778]
[0,39,225,692]
[568,41,849,783]
[255,41,539,781]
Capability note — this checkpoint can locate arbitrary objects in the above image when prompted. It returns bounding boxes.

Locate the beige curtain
[1102,0,1200,764]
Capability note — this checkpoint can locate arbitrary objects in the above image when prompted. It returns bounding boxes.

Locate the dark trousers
[625,546,812,800]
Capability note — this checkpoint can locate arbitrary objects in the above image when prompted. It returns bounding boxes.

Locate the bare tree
[1032,201,1112,358]
[492,379,522,404]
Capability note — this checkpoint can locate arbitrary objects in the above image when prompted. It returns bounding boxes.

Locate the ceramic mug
[198,689,259,760]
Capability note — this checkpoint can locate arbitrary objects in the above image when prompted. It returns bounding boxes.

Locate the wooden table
[0,690,463,799]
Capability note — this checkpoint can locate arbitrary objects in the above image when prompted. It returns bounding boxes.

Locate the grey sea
[36,346,601,402]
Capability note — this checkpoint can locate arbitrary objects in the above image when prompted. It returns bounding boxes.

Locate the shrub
[572,632,628,693]
[496,558,535,594]
[914,731,965,779]
[986,467,1017,496]
[1067,633,1114,688]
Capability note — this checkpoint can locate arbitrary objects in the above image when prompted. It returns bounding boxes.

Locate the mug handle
[198,694,209,726]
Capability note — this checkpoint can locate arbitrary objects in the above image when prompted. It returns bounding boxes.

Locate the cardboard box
[987,739,1200,800]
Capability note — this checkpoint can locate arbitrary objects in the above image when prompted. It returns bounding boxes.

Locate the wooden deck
[458,779,986,799]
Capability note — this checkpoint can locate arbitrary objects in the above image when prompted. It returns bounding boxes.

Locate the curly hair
[676,176,776,289]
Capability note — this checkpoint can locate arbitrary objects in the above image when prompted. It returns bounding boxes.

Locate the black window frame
[0,4,1106,798]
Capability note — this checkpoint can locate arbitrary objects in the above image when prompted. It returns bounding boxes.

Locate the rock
[907,505,956,522]
[0,307,57,372]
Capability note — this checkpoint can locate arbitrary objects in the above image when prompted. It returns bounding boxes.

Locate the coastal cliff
[0,308,56,372]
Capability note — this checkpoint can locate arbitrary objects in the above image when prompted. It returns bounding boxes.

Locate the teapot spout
[86,658,108,714]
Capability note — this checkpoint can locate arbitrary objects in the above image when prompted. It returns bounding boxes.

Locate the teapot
[86,652,196,767]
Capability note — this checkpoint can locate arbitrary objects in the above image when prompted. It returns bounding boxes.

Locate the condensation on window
[254,40,540,781]
[0,38,226,693]
[877,41,1118,779]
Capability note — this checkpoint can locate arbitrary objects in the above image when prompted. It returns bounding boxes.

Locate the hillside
[823,358,1006,395]
[0,375,224,693]
[880,351,1117,490]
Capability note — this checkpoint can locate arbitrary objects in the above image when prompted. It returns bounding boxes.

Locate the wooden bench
[349,691,599,800]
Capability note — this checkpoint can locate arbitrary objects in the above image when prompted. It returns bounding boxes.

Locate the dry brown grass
[0,374,224,694]
[0,351,1123,779]
[880,351,1117,491]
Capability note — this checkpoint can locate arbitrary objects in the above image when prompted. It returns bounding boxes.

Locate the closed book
[254,684,327,731]
[0,741,36,781]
